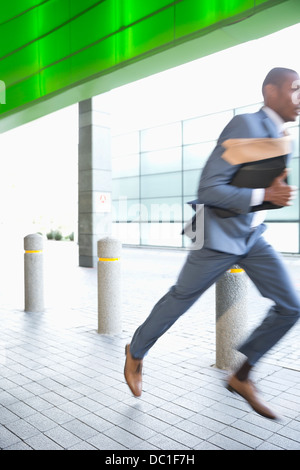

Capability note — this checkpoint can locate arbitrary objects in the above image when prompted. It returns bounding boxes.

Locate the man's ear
[263,83,278,101]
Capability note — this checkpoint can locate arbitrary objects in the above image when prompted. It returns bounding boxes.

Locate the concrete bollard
[97,237,122,335]
[24,233,44,313]
[215,265,247,370]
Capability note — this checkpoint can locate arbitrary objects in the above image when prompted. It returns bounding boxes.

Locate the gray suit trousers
[130,235,300,365]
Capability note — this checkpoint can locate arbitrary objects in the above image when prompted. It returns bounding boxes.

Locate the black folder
[213,154,287,218]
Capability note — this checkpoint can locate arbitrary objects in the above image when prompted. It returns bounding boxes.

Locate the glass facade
[112,103,300,253]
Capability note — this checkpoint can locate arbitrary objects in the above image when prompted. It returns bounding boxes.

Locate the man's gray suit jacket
[195,108,291,255]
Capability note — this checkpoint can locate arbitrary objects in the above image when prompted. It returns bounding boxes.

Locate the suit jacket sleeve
[197,114,255,215]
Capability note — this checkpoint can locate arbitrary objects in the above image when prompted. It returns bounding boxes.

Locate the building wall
[111,103,300,253]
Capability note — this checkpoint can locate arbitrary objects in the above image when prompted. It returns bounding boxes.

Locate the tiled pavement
[0,241,300,451]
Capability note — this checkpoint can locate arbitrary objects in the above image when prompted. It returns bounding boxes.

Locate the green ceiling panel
[174,0,273,39]
[40,60,71,95]
[39,26,71,68]
[117,0,174,25]
[70,0,105,17]
[0,9,39,58]
[70,1,118,53]
[7,75,41,111]
[2,43,40,85]
[0,0,297,128]
[37,0,70,36]
[71,36,116,83]
[0,1,46,25]
[116,8,175,63]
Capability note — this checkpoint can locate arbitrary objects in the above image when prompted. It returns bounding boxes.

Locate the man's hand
[264,169,297,206]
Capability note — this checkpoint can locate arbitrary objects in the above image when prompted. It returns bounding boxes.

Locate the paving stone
[194,441,222,450]
[277,425,300,443]
[103,426,144,448]
[78,412,115,432]
[0,406,20,424]
[41,406,74,425]
[148,433,190,450]
[230,419,274,440]
[25,396,53,412]
[256,442,284,450]
[25,412,57,432]
[0,425,22,449]
[208,433,252,450]
[87,433,127,450]
[3,441,32,450]
[267,433,300,450]
[56,401,90,418]
[0,245,300,450]
[160,402,196,419]
[130,413,170,433]
[161,425,204,448]
[175,419,216,441]
[7,401,37,419]
[5,419,40,440]
[68,441,97,450]
[220,426,264,449]
[189,412,228,432]
[148,407,184,425]
[131,441,160,450]
[62,419,99,440]
[25,433,63,450]
[44,426,82,448]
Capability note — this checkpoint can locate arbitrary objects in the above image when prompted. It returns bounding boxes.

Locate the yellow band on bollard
[25,250,43,253]
[98,257,120,262]
[228,268,244,273]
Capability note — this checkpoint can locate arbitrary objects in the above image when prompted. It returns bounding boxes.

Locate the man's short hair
[262,67,298,95]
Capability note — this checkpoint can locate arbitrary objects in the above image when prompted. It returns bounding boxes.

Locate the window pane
[112,198,140,222]
[112,132,140,157]
[183,170,201,197]
[183,111,233,144]
[112,222,140,245]
[183,199,198,222]
[112,154,139,177]
[141,147,182,175]
[183,142,215,170]
[289,156,299,187]
[266,202,299,222]
[141,173,182,198]
[287,126,299,157]
[264,223,298,253]
[140,223,182,247]
[113,177,139,199]
[235,103,262,115]
[266,158,299,221]
[141,123,182,151]
[141,197,182,222]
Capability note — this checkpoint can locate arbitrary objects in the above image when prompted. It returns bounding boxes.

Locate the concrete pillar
[24,233,44,313]
[215,266,248,370]
[78,97,112,267]
[97,237,122,335]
